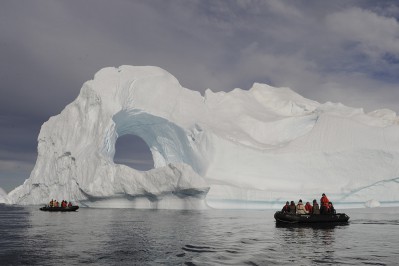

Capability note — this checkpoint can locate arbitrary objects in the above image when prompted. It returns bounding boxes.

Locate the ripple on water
[1,206,399,265]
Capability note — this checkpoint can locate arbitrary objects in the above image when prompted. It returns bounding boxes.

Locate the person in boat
[67,201,72,207]
[61,200,67,208]
[289,201,296,214]
[327,202,336,214]
[282,201,290,212]
[296,199,309,214]
[320,193,330,214]
[49,199,54,207]
[312,199,320,215]
[54,200,59,207]
[305,202,312,213]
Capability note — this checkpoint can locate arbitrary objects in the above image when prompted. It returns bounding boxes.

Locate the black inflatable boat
[40,206,79,212]
[274,211,349,224]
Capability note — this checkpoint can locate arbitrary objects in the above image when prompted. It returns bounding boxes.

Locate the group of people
[48,199,73,208]
[281,193,336,215]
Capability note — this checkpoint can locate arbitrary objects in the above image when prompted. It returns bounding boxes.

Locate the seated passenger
[327,202,336,214]
[282,201,290,212]
[67,201,72,207]
[296,199,309,214]
[305,202,312,213]
[312,199,320,215]
[289,201,296,214]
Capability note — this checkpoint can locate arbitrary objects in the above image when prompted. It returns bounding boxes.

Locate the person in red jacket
[305,202,312,213]
[320,193,330,214]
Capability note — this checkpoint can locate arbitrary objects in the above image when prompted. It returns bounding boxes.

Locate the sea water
[0,205,398,265]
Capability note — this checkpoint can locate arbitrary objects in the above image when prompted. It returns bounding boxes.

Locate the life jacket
[321,195,329,207]
[296,203,308,214]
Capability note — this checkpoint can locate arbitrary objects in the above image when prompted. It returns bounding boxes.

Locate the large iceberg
[7,66,399,209]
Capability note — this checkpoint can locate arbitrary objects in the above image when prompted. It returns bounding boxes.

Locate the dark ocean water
[1,205,399,265]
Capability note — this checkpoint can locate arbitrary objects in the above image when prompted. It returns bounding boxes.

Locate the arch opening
[111,109,204,174]
[113,134,154,171]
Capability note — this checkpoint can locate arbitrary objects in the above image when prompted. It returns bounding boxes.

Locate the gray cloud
[1,0,398,191]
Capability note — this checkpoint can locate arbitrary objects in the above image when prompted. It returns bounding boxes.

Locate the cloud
[1,0,399,191]
[326,7,399,59]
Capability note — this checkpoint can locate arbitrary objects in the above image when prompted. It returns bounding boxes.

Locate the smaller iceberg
[364,199,381,208]
[0,187,7,204]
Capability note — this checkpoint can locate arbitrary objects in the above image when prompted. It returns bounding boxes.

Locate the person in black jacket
[312,199,320,215]
[289,201,296,214]
[327,202,336,214]
[282,201,290,212]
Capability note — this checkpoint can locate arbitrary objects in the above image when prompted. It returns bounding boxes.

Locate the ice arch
[113,134,154,171]
[110,109,203,174]
[7,66,211,208]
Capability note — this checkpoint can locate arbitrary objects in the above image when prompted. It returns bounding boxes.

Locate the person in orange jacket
[320,193,330,214]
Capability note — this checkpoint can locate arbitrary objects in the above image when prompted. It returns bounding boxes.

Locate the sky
[1,0,399,192]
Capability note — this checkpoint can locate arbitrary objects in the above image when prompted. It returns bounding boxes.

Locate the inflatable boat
[40,206,79,212]
[274,211,349,224]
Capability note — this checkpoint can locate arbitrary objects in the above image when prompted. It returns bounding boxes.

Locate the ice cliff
[7,66,399,209]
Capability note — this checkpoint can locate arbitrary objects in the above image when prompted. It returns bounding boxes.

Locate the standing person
[289,201,296,214]
[320,193,330,214]
[296,199,308,214]
[312,199,320,214]
[282,201,290,212]
[305,202,312,213]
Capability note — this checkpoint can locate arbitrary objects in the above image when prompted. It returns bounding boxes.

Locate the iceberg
[0,187,7,204]
[365,199,381,208]
[7,66,399,209]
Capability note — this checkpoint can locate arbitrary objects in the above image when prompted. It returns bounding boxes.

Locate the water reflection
[274,222,351,264]
[0,206,32,265]
[1,206,398,265]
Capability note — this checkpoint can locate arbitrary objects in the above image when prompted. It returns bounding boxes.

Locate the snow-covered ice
[7,66,399,209]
